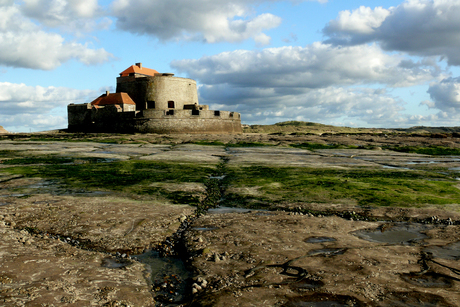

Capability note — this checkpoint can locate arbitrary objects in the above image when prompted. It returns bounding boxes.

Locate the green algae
[223,165,460,209]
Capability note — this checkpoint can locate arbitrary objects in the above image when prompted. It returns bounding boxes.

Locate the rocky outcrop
[0,126,8,134]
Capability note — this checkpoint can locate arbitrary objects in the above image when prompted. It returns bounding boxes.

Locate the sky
[2,0,460,132]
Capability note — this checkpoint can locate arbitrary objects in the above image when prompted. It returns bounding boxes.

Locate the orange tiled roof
[119,64,159,77]
[90,92,136,106]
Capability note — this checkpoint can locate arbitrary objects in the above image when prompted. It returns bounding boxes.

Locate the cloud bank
[0,82,96,131]
[323,0,460,66]
[172,42,447,126]
[111,0,322,44]
[0,2,112,70]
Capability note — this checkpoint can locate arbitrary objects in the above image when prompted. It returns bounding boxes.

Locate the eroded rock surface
[185,212,460,306]
[0,222,154,306]
[2,135,460,306]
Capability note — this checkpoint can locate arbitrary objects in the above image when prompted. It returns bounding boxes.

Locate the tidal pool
[134,250,193,305]
[352,223,429,245]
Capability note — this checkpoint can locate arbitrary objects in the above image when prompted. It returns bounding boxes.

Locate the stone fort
[68,63,242,134]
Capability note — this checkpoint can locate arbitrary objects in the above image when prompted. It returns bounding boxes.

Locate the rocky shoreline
[1,134,460,306]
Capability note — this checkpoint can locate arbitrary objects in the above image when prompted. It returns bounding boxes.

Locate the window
[147,101,155,109]
[192,110,200,116]
[214,111,220,116]
[166,110,174,115]
[168,101,175,108]
[229,112,234,117]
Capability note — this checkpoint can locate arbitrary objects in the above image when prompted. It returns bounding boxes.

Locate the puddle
[307,248,347,257]
[304,236,336,244]
[283,294,365,307]
[377,291,452,306]
[0,194,27,198]
[423,241,460,260]
[134,250,192,305]
[352,223,429,245]
[61,190,111,197]
[382,164,411,170]
[400,272,453,288]
[288,279,324,290]
[208,206,254,214]
[101,257,132,269]
[192,227,218,231]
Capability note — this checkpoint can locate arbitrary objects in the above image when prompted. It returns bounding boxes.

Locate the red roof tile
[119,63,159,77]
[90,92,136,106]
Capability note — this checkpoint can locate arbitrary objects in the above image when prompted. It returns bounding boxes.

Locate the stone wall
[135,117,242,134]
[116,75,198,111]
[116,76,153,110]
[150,76,198,110]
[68,103,92,131]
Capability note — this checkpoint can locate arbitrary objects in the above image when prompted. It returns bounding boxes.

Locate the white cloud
[324,6,390,35]
[201,85,412,127]
[172,43,441,89]
[0,4,113,70]
[172,42,450,127]
[323,0,460,66]
[20,0,110,33]
[110,0,327,44]
[0,82,96,132]
[427,77,460,113]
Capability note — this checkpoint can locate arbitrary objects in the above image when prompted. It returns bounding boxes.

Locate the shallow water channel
[134,250,193,305]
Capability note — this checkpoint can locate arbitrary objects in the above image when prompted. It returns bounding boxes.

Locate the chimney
[106,91,109,96]
[136,62,142,69]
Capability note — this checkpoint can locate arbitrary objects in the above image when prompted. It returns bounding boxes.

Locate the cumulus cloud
[0,4,113,69]
[20,0,111,33]
[172,42,449,127]
[427,77,460,113]
[110,0,325,44]
[0,82,96,131]
[199,84,412,126]
[172,43,441,89]
[323,0,460,66]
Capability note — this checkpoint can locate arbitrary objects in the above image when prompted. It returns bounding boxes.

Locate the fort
[67,63,242,134]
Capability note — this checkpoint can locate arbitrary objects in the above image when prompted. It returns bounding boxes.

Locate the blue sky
[1,0,460,132]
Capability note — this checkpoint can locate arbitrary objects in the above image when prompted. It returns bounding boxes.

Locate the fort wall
[67,105,242,134]
[69,64,242,134]
[135,110,241,134]
[116,75,198,111]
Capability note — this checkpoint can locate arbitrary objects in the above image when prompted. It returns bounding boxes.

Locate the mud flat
[1,134,460,306]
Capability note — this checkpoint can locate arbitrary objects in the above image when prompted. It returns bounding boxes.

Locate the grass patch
[223,165,460,209]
